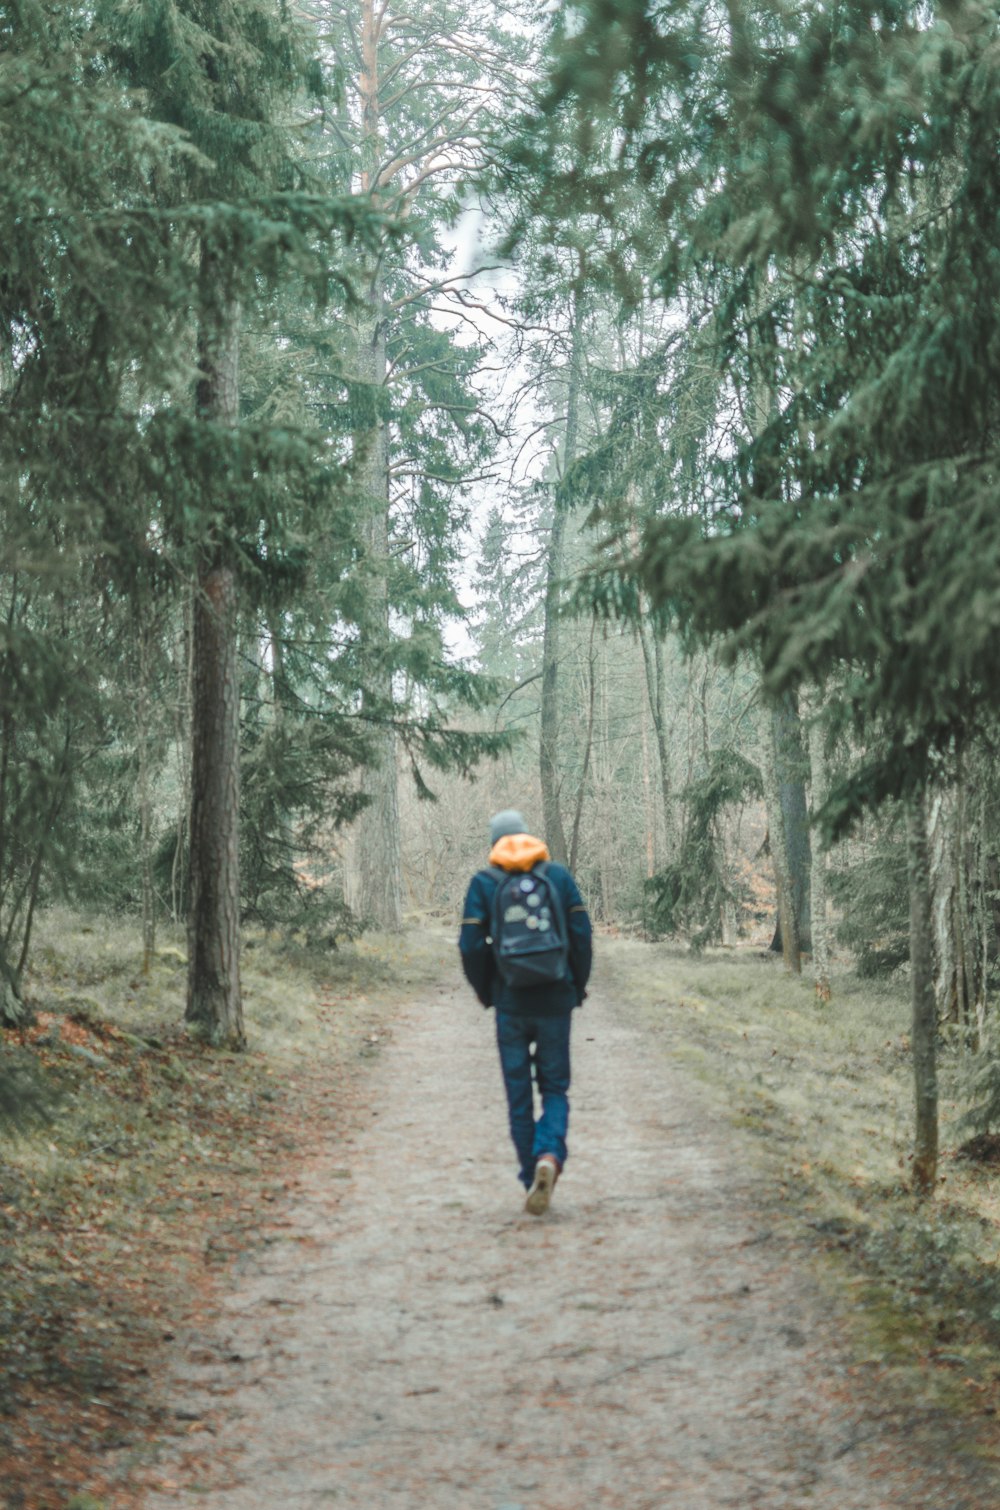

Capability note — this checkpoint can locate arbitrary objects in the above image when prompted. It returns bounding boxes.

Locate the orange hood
[488,833,550,872]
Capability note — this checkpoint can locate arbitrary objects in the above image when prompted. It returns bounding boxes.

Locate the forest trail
[128,965,999,1510]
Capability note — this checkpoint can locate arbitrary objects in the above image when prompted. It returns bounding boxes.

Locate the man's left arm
[560,871,592,1004]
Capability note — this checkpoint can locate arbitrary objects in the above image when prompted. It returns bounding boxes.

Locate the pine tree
[97,0,370,1041]
[0,2,201,1021]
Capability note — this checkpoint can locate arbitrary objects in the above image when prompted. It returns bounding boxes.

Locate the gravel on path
[129,972,1000,1509]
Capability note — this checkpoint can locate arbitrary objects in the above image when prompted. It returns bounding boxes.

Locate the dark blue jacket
[459,846,592,1014]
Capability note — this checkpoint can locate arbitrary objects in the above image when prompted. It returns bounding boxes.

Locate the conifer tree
[0,2,201,1021]
[98,0,367,1042]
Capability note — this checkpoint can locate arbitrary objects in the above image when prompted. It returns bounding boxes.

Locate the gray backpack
[480,862,569,989]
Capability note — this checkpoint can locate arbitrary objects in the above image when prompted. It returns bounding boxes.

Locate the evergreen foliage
[0,2,195,1008]
[536,0,1000,828]
[830,820,911,979]
[0,0,522,1007]
[644,746,761,948]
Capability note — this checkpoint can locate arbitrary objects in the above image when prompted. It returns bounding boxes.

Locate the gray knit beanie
[489,809,527,846]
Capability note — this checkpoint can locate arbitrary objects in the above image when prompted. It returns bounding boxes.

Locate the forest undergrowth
[0,909,451,1510]
[601,937,1000,1429]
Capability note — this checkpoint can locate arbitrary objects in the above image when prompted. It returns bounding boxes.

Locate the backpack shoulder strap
[477,866,508,942]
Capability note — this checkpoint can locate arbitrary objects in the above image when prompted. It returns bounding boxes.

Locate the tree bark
[929,766,988,1040]
[0,968,24,1026]
[351,0,403,930]
[975,787,990,1047]
[907,787,938,1197]
[636,606,675,865]
[760,696,801,972]
[654,635,674,858]
[268,613,296,882]
[186,270,244,1048]
[171,589,193,924]
[746,277,809,961]
[955,772,973,1029]
[929,785,960,1022]
[137,618,155,976]
[597,629,614,921]
[187,559,243,1045]
[640,669,654,879]
[768,692,812,954]
[9,725,71,987]
[539,287,585,867]
[352,285,403,930]
[806,705,831,1002]
[568,615,597,875]
[0,619,27,1026]
[539,500,570,865]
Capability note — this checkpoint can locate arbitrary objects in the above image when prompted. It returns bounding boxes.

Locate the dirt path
[126,971,999,1509]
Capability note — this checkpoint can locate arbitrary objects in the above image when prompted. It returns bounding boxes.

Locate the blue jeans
[495,1009,572,1188]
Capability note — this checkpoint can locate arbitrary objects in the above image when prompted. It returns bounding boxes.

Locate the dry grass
[597,936,1000,1412]
[596,940,918,1186]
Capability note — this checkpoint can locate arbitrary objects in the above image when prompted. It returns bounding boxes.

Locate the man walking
[459,810,592,1215]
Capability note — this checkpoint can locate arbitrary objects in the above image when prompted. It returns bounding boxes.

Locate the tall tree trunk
[0,721,68,1025]
[268,613,296,884]
[0,581,27,1025]
[747,278,808,962]
[352,0,403,930]
[806,704,831,1002]
[929,777,984,1029]
[597,629,614,921]
[654,635,674,858]
[955,771,973,1028]
[760,696,801,972]
[907,787,938,1198]
[568,615,597,875]
[539,503,570,864]
[718,825,740,946]
[975,787,990,1048]
[539,288,585,866]
[187,559,243,1043]
[352,288,403,929]
[171,590,193,924]
[636,606,676,864]
[137,619,155,976]
[929,785,960,1022]
[186,269,244,1047]
[0,957,24,1027]
[16,728,71,984]
[930,768,986,1036]
[768,692,812,954]
[640,670,654,879]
